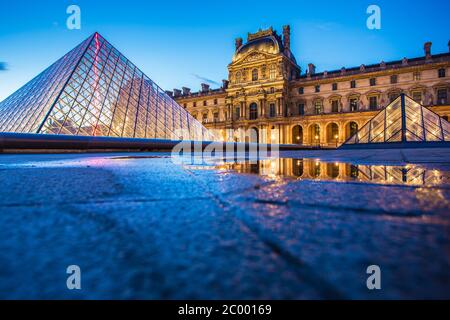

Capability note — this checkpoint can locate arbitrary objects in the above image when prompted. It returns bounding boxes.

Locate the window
[269,103,276,117]
[314,100,323,114]
[315,85,320,93]
[235,72,242,83]
[413,72,421,81]
[193,102,197,107]
[298,103,305,116]
[390,75,398,84]
[214,99,218,105]
[438,68,446,78]
[437,89,448,105]
[269,64,276,80]
[183,103,187,108]
[331,100,339,113]
[235,107,240,119]
[249,103,258,120]
[213,112,219,122]
[350,98,358,111]
[370,78,376,86]
[298,87,304,94]
[270,87,275,94]
[202,113,208,123]
[389,92,400,103]
[350,80,356,89]
[252,69,258,81]
[412,91,422,104]
[369,96,378,110]
[332,83,338,91]
[203,101,207,106]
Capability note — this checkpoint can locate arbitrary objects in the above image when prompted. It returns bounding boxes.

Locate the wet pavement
[0,148,449,299]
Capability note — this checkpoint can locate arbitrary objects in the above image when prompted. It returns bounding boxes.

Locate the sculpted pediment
[232,51,277,66]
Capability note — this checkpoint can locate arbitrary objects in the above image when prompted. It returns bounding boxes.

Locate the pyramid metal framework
[0,33,213,141]
[344,94,450,145]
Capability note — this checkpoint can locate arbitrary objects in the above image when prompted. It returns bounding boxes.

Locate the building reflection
[209,158,447,187]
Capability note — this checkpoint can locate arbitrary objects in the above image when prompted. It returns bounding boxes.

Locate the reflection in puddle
[185,158,449,187]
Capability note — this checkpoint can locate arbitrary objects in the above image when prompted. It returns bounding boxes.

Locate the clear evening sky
[0,0,449,101]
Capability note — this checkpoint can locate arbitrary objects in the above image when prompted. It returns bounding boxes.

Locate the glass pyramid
[344,94,450,145]
[0,33,213,141]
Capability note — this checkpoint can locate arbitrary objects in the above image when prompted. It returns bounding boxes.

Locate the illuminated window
[269,64,276,80]
[314,100,322,114]
[413,72,421,81]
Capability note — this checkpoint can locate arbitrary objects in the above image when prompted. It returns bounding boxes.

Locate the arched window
[235,71,241,84]
[252,69,258,81]
[249,103,258,120]
[269,64,276,80]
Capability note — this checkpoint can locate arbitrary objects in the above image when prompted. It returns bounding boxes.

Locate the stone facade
[173,26,450,146]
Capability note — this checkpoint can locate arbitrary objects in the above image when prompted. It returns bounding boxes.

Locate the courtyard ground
[0,147,449,299]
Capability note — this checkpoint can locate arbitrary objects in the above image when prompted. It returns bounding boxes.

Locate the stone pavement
[0,148,449,299]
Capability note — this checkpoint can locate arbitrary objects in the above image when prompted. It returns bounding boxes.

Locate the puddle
[183,157,450,188]
[110,156,171,160]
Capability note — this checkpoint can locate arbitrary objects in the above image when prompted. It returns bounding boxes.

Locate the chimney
[341,67,346,75]
[235,38,243,51]
[165,90,173,98]
[424,42,432,59]
[283,25,291,51]
[308,63,316,75]
[173,89,182,98]
[182,87,191,96]
[222,79,229,90]
[201,83,210,92]
[402,57,408,66]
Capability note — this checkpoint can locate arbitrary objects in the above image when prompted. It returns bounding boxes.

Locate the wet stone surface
[0,148,449,299]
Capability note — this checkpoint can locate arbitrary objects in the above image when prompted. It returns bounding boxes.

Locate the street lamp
[334,134,339,148]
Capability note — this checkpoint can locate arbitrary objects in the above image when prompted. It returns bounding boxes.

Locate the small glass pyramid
[0,33,213,141]
[344,94,450,145]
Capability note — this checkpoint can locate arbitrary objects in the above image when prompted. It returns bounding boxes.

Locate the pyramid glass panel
[343,95,450,146]
[0,33,214,141]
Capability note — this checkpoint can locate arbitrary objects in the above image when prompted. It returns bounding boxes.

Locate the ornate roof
[233,35,282,62]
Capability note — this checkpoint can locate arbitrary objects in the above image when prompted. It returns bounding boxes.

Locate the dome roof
[233,36,281,62]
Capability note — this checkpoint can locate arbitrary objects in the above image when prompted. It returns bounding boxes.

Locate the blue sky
[0,0,449,100]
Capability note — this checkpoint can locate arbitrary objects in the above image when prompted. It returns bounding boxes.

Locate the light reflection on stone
[184,158,449,187]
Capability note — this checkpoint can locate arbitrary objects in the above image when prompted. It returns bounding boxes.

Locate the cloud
[191,74,220,87]
[0,62,7,71]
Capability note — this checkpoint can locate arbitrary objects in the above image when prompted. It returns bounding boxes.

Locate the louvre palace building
[171,26,450,146]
